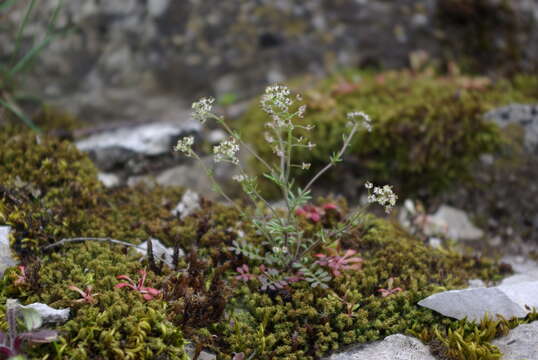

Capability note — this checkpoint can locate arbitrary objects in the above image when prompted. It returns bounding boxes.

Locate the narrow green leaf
[12,0,38,63]
[0,98,41,132]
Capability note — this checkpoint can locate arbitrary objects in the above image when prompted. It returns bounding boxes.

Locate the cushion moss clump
[238,70,537,198]
[0,125,185,256]
[2,242,188,360]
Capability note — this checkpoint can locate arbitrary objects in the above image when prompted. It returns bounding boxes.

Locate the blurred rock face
[1,0,537,123]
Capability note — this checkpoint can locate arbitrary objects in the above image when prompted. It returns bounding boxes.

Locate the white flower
[366,183,398,213]
[347,111,372,132]
[364,181,373,189]
[213,137,240,164]
[260,85,293,116]
[233,174,247,182]
[264,132,275,144]
[298,105,307,118]
[192,97,215,123]
[174,136,194,156]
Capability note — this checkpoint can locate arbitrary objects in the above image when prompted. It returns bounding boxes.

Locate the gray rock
[325,334,436,360]
[428,205,484,241]
[185,344,216,360]
[499,256,538,286]
[0,226,16,278]
[147,0,170,17]
[492,321,538,360]
[135,238,182,267]
[172,189,201,219]
[97,173,120,188]
[4,1,537,126]
[418,281,538,321]
[155,162,215,199]
[20,303,70,324]
[484,104,538,153]
[76,121,200,171]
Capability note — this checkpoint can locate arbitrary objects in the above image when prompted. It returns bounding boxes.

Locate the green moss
[0,124,522,359]
[2,242,189,360]
[214,216,507,359]
[0,125,185,256]
[238,70,537,198]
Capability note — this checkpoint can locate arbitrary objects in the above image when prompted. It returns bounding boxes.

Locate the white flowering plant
[174,85,397,288]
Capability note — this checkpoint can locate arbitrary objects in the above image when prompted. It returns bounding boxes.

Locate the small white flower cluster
[365,181,398,213]
[260,85,293,115]
[347,111,372,132]
[192,97,215,123]
[272,246,288,254]
[213,137,240,164]
[174,136,194,157]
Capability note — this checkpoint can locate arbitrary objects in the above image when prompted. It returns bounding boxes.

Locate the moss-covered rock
[238,70,537,199]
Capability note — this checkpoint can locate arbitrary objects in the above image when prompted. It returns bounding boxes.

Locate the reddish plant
[377,277,404,297]
[315,249,363,277]
[115,270,161,301]
[68,285,99,304]
[14,266,27,286]
[235,264,256,282]
[295,203,340,223]
[258,265,303,291]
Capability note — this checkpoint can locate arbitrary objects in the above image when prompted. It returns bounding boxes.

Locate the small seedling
[115,270,161,301]
[68,285,99,304]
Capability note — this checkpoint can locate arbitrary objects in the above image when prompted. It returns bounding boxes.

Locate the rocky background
[1,0,537,124]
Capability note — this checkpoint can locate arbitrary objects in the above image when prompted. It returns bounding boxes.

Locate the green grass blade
[0,97,41,133]
[9,33,54,76]
[11,0,37,64]
[47,0,63,31]
[10,0,63,76]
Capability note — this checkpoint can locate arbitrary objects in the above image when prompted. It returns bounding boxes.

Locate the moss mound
[0,125,535,360]
[238,70,537,198]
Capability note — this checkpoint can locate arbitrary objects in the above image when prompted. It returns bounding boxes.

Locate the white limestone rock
[98,173,121,188]
[171,189,201,219]
[136,238,183,267]
[325,334,436,360]
[0,226,16,278]
[418,281,538,321]
[76,121,200,170]
[492,321,538,360]
[21,303,70,324]
[428,205,484,240]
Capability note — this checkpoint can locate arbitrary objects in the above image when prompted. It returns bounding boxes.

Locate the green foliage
[239,70,537,198]
[0,0,64,132]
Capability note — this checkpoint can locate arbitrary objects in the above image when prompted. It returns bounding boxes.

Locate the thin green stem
[304,122,359,192]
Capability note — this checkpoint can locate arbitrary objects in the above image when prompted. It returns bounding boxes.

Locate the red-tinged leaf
[322,203,339,211]
[0,346,14,357]
[142,294,154,301]
[116,275,134,282]
[143,287,161,296]
[18,329,58,343]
